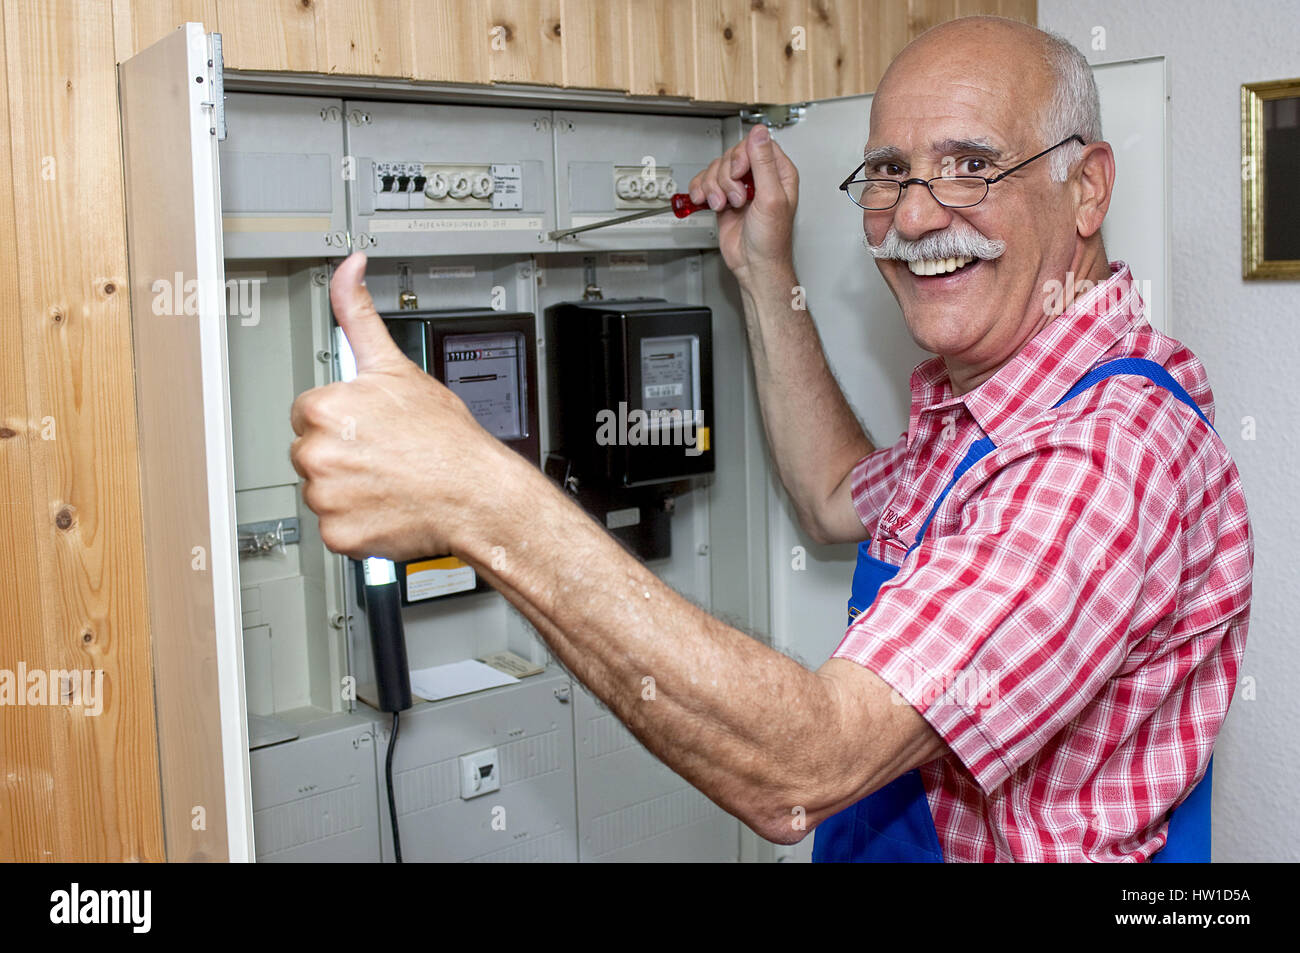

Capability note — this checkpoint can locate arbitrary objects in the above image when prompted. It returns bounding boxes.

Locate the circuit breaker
[346,101,556,256]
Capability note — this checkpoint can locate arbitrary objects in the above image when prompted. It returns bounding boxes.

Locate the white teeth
[907,255,975,276]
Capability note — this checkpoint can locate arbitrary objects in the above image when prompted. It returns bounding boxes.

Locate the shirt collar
[905,261,1146,447]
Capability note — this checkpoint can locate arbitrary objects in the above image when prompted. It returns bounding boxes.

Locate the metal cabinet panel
[573,686,738,862]
[345,100,556,257]
[374,671,578,862]
[250,716,382,863]
[219,93,348,258]
[552,110,724,252]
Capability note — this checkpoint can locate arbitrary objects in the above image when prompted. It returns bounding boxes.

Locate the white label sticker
[490,164,524,210]
[369,217,543,233]
[568,213,711,230]
[407,563,476,600]
[605,507,641,530]
[429,265,476,279]
[608,252,650,271]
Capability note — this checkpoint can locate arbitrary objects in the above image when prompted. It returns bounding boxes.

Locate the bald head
[876,16,1098,182]
[858,15,1115,395]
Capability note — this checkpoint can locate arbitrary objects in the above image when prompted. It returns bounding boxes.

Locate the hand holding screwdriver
[548,172,754,241]
[690,124,801,291]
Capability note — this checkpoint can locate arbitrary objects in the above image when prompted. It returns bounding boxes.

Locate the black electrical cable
[386,710,402,863]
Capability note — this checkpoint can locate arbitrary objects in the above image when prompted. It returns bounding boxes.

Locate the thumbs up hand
[290,252,510,561]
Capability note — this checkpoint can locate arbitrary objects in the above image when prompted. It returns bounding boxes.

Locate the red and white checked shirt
[833,261,1253,862]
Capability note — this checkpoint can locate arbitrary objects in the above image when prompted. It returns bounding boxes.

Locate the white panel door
[120,23,253,861]
[766,57,1172,672]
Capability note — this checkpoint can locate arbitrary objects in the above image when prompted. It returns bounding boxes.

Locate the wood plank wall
[0,0,1034,861]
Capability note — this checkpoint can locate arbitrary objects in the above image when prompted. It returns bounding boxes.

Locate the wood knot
[82,629,94,644]
[0,427,15,439]
[784,43,794,58]
[300,0,311,8]
[55,507,74,530]
[723,26,734,41]
[50,307,64,323]
[551,21,561,37]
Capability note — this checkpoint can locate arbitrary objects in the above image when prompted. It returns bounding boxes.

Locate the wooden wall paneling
[110,0,219,61]
[313,0,404,76]
[0,0,56,864]
[2,0,162,861]
[750,0,809,104]
[987,0,1036,24]
[487,0,563,86]
[905,0,956,38]
[691,0,751,104]
[217,0,319,72]
[399,0,489,83]
[808,0,863,99]
[560,0,628,91]
[626,0,694,98]
[861,0,911,93]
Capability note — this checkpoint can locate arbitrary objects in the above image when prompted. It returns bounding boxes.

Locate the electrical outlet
[459,747,501,799]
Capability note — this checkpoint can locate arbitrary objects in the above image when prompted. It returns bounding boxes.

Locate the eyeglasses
[839,135,1086,211]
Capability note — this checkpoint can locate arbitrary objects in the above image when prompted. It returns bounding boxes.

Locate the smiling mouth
[906,255,979,277]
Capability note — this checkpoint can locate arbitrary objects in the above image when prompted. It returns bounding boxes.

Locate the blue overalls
[812,358,1215,863]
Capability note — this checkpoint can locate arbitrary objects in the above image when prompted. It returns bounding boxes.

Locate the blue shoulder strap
[1058,356,1217,862]
[1053,357,1217,434]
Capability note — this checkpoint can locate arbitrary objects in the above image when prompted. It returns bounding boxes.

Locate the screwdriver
[548,172,755,241]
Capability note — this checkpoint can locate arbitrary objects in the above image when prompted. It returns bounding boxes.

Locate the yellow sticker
[406,556,468,574]
[697,426,711,453]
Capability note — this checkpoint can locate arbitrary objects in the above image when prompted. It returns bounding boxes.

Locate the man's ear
[1074,140,1115,239]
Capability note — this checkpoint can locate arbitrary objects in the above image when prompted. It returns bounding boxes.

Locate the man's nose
[892,181,955,242]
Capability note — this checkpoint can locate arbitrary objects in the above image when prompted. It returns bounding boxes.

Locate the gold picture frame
[1242,78,1300,279]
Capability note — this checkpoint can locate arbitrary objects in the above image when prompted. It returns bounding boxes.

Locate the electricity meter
[380,310,540,603]
[544,298,714,560]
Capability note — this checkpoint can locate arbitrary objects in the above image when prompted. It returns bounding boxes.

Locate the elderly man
[290,16,1251,862]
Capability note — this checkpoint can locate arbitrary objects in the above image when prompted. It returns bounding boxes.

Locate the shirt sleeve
[849,433,908,533]
[831,419,1182,793]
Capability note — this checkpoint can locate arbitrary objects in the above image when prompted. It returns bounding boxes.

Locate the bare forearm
[739,266,874,542]
[451,451,843,841]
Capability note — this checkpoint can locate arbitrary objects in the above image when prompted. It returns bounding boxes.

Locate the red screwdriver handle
[669,171,755,218]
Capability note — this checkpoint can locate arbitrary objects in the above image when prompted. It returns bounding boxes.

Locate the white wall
[1038,0,1300,862]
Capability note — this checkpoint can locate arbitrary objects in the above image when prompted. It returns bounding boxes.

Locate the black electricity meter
[378,308,540,604]
[545,298,714,560]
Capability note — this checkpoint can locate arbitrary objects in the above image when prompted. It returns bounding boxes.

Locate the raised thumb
[745,124,781,196]
[329,252,406,374]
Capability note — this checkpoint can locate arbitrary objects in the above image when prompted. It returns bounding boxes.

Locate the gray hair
[1038,30,1103,182]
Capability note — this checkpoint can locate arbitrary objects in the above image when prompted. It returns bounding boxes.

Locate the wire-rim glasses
[839,135,1086,211]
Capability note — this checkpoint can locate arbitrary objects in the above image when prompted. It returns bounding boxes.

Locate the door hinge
[740,103,806,129]
[204,33,227,141]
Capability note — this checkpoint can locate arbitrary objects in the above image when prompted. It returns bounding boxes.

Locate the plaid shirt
[834,261,1253,862]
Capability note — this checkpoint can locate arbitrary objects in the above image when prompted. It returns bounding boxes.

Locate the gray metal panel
[553,111,724,252]
[573,687,738,862]
[345,100,556,256]
[374,671,578,862]
[218,93,347,258]
[250,717,382,862]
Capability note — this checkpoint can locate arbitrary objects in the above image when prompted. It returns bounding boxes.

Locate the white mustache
[864,224,1006,262]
